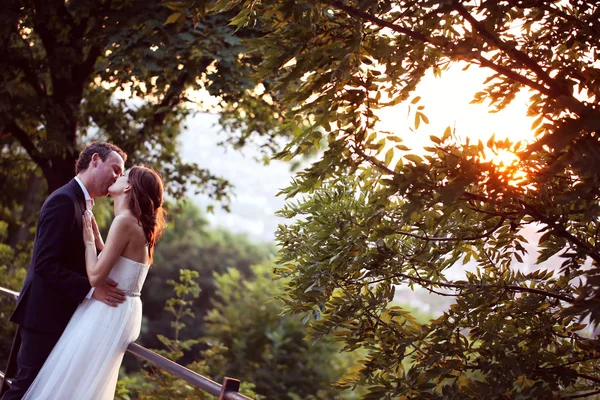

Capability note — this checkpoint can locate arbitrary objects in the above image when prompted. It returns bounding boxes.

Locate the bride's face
[108,171,130,197]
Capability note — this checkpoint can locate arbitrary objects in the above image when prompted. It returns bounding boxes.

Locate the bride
[22,166,166,400]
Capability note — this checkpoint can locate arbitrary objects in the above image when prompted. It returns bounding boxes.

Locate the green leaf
[163,2,186,11]
[531,114,544,130]
[229,8,251,28]
[384,148,394,167]
[443,126,452,141]
[404,154,422,164]
[165,12,182,25]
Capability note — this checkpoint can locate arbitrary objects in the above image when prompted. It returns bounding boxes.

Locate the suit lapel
[67,180,86,241]
[69,179,87,212]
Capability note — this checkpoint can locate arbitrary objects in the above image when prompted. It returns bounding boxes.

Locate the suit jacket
[11,179,92,333]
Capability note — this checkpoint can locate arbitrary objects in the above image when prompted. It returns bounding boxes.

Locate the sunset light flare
[376,62,539,172]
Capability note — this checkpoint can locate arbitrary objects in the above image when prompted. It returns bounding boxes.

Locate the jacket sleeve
[33,193,92,303]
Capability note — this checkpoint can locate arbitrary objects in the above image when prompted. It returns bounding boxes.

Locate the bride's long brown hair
[127,166,166,263]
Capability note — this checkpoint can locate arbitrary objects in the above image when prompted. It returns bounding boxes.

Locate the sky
[178,113,292,243]
[377,63,537,155]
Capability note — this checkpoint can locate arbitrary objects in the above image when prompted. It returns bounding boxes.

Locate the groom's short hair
[76,142,127,174]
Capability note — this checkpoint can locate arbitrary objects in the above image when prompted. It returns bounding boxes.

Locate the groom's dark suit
[2,179,92,400]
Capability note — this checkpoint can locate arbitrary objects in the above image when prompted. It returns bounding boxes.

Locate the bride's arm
[83,212,130,287]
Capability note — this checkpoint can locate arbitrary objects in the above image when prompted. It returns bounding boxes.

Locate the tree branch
[4,118,49,172]
[135,57,212,141]
[364,271,575,303]
[564,389,600,399]
[536,1,600,38]
[31,0,63,62]
[322,0,554,98]
[330,273,428,358]
[573,372,600,386]
[10,56,45,98]
[77,43,104,88]
[0,2,47,97]
[352,144,402,177]
[353,119,600,271]
[323,0,434,44]
[522,201,600,264]
[392,217,505,242]
[11,29,47,97]
[137,71,191,139]
[76,0,115,86]
[471,52,550,95]
[453,1,570,97]
[352,144,513,210]
[543,356,600,371]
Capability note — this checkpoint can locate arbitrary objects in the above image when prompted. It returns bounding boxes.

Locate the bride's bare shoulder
[110,214,143,234]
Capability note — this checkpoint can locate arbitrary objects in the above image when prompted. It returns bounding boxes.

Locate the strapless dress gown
[22,256,149,400]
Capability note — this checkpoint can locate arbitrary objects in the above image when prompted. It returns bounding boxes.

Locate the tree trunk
[41,83,83,194]
[43,151,79,194]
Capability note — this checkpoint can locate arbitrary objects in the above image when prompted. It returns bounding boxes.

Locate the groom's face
[91,151,125,196]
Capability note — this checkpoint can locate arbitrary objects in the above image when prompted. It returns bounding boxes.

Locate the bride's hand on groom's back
[92,279,126,307]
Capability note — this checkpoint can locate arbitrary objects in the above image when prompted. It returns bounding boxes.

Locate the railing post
[219,377,241,400]
[0,327,20,396]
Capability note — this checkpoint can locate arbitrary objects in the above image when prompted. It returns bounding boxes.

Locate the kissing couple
[2,142,166,400]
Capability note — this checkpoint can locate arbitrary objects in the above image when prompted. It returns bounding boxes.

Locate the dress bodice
[107,256,149,296]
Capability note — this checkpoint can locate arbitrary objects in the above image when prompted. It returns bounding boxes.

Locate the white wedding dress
[23,256,150,400]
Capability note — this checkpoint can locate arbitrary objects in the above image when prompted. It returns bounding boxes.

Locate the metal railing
[0,286,251,399]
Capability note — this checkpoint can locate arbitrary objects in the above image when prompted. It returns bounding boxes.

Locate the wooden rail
[0,286,251,399]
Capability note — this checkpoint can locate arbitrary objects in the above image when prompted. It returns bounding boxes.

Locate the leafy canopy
[0,0,291,199]
[176,0,600,398]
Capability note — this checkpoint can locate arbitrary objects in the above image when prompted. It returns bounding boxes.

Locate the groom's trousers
[0,327,61,400]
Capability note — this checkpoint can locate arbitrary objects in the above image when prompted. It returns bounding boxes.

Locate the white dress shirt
[74,176,95,299]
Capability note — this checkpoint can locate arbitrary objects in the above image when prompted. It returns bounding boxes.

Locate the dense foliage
[137,201,275,356]
[4,0,600,397]
[173,0,600,398]
[2,0,248,196]
[118,264,362,400]
[203,263,363,399]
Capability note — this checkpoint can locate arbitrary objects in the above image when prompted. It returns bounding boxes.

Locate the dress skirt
[22,296,142,400]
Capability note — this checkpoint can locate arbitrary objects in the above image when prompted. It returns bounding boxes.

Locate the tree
[202,263,362,399]
[0,0,293,259]
[137,201,275,358]
[174,1,600,398]
[115,268,257,400]
[119,265,362,400]
[2,0,204,194]
[0,227,27,368]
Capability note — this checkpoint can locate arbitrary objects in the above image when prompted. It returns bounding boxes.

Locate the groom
[2,142,128,400]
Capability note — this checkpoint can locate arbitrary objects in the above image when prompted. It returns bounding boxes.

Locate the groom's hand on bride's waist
[92,279,127,307]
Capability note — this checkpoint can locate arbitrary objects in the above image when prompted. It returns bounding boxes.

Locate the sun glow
[375,62,538,168]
